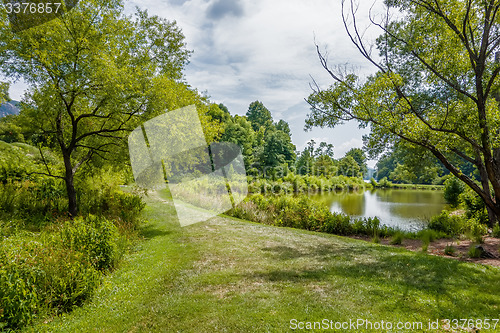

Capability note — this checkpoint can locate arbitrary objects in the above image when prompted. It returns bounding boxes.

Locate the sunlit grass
[25,191,500,332]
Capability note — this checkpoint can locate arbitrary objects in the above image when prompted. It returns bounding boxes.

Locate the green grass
[24,191,500,332]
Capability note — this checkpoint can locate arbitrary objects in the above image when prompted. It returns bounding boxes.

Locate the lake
[310,189,448,231]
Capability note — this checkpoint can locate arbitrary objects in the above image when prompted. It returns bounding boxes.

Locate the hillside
[0,101,20,118]
[23,190,500,333]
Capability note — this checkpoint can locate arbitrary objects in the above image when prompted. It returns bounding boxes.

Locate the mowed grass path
[24,193,500,332]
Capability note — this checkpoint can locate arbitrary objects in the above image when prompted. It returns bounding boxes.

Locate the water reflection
[311,189,448,231]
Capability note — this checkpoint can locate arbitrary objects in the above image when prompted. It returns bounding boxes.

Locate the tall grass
[228,194,398,238]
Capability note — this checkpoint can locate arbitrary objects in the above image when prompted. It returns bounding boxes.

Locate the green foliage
[76,168,145,229]
[248,174,367,195]
[337,155,360,177]
[229,194,395,238]
[375,143,449,185]
[306,0,500,223]
[0,0,197,216]
[444,245,455,256]
[246,101,273,131]
[492,223,500,238]
[443,177,465,207]
[389,231,404,245]
[468,245,482,259]
[0,234,101,329]
[428,211,465,236]
[464,218,487,244]
[345,148,368,176]
[376,177,393,188]
[0,116,25,143]
[60,215,120,271]
[460,187,488,223]
[428,210,487,241]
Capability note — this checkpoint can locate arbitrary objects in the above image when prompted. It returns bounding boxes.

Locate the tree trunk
[63,153,77,217]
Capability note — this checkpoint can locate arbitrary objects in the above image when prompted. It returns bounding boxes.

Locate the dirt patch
[351,235,500,267]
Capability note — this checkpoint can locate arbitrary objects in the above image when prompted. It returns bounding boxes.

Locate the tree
[316,141,334,158]
[221,115,255,169]
[345,148,367,176]
[275,119,291,137]
[246,101,273,131]
[296,149,314,175]
[0,0,192,216]
[314,154,336,176]
[307,0,500,225]
[262,127,296,168]
[338,155,360,177]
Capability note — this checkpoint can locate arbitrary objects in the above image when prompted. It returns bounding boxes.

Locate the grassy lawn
[24,192,500,332]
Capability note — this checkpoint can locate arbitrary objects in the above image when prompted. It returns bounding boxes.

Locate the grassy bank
[23,191,500,332]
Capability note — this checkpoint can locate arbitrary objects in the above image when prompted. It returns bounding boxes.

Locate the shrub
[443,177,465,207]
[463,218,487,244]
[0,236,101,329]
[428,211,465,236]
[468,245,482,258]
[492,223,500,238]
[460,188,488,223]
[419,229,439,252]
[390,231,404,245]
[59,215,120,271]
[377,177,392,188]
[444,245,456,256]
[76,169,145,229]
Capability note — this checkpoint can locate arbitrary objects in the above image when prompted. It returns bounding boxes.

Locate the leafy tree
[444,177,465,207]
[345,148,367,176]
[376,151,397,180]
[0,115,25,143]
[246,101,273,131]
[221,115,255,169]
[275,119,291,137]
[307,0,500,225]
[316,141,334,158]
[296,148,314,175]
[262,128,296,168]
[338,155,361,177]
[390,163,416,184]
[376,142,449,183]
[0,0,193,216]
[313,154,336,176]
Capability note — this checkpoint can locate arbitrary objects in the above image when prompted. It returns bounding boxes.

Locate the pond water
[310,189,449,231]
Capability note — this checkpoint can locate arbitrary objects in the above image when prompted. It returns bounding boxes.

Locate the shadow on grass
[250,242,500,318]
[139,224,174,239]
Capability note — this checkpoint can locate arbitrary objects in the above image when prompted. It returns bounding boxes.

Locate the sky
[7,0,388,167]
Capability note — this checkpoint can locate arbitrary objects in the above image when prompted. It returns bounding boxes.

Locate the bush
[443,177,465,207]
[0,235,101,329]
[390,231,404,245]
[377,177,392,188]
[59,215,120,271]
[463,218,487,244]
[428,211,465,236]
[444,245,455,256]
[228,194,396,238]
[468,245,482,258]
[460,188,488,223]
[76,169,145,229]
[492,223,500,238]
